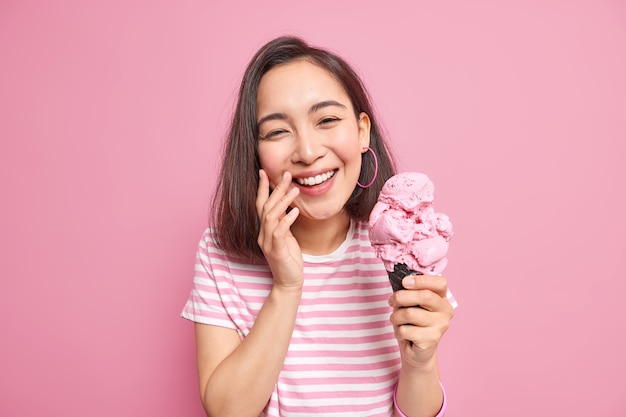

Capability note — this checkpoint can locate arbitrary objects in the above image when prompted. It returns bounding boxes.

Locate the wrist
[401,352,438,374]
[270,282,303,299]
[393,381,447,417]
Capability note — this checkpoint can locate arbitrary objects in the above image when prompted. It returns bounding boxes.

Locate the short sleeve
[447,289,459,309]
[180,229,238,330]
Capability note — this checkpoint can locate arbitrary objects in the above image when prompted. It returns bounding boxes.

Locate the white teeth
[296,170,335,186]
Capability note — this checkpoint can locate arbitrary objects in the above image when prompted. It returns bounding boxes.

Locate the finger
[270,207,300,246]
[264,187,299,227]
[392,309,451,343]
[395,325,443,353]
[257,171,297,227]
[271,171,295,200]
[401,274,449,299]
[256,172,300,251]
[260,171,297,217]
[391,289,448,312]
[390,304,433,327]
[390,303,453,330]
[255,169,271,218]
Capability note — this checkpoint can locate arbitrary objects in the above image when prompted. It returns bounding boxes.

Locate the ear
[358,112,371,149]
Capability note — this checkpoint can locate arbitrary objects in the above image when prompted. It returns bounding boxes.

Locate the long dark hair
[212,36,396,259]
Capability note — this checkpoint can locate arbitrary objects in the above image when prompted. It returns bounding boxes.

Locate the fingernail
[403,277,415,288]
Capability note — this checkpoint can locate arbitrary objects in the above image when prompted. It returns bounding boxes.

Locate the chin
[298,206,348,222]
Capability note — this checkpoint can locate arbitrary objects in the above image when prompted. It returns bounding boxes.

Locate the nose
[291,126,324,165]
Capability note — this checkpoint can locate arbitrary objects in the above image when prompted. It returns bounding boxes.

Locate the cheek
[345,148,366,182]
[258,144,285,184]
[336,139,363,169]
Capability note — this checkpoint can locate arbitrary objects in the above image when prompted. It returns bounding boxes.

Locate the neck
[291,213,351,256]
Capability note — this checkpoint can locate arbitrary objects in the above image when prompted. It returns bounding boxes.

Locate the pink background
[1,1,625,416]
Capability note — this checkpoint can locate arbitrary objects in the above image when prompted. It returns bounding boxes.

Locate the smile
[295,170,336,186]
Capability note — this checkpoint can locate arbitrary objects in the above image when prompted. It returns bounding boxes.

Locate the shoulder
[345,220,378,259]
[198,227,220,250]
[195,228,229,267]
[352,220,372,241]
[197,227,265,264]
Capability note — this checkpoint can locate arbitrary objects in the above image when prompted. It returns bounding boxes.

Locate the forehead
[256,59,353,114]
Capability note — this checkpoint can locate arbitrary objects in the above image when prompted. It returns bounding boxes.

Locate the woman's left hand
[388,274,454,368]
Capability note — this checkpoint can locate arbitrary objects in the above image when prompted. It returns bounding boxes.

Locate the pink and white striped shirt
[182,220,457,416]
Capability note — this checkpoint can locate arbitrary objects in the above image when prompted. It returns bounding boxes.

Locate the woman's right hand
[256,169,304,290]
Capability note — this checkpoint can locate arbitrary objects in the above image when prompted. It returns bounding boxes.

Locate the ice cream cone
[388,263,423,292]
[368,172,452,293]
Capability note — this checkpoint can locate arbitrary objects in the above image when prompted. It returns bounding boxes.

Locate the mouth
[294,170,336,186]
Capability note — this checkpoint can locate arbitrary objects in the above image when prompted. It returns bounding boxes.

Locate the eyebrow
[256,112,288,128]
[309,100,347,114]
[256,100,348,127]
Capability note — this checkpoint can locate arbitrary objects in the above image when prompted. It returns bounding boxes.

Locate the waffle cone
[387,263,423,292]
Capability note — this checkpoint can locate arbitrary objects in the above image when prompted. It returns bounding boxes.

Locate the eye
[318,117,341,127]
[260,129,289,140]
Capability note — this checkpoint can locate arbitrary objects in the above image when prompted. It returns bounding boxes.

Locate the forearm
[203,286,301,417]
[394,354,444,417]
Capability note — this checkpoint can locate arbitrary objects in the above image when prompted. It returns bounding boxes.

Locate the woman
[182,36,456,417]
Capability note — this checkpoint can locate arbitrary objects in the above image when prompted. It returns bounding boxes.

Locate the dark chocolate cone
[388,263,423,292]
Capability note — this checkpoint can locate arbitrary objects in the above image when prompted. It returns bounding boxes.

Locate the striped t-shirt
[182,220,457,416]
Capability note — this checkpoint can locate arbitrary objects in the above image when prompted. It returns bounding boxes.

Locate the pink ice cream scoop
[368,172,453,292]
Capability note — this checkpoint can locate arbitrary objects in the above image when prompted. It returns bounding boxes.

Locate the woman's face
[256,59,371,223]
